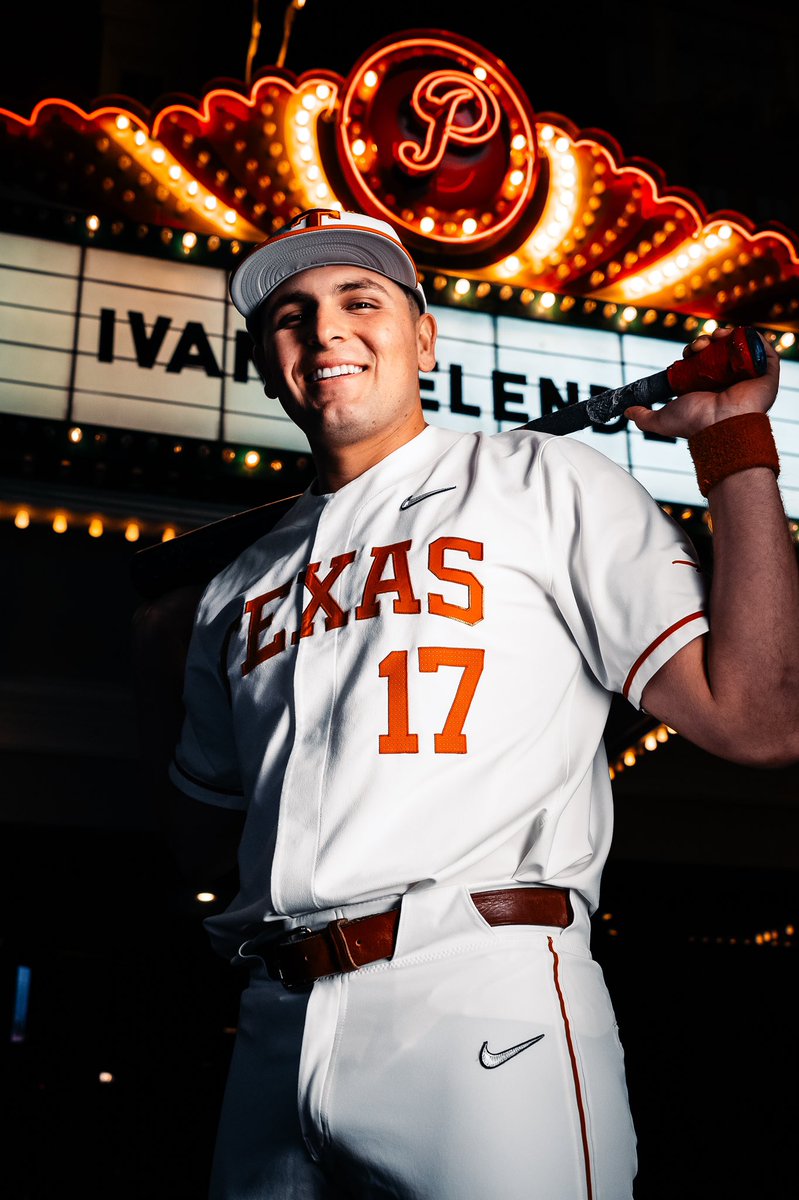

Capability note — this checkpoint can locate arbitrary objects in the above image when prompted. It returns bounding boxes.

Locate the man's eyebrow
[333,277,391,297]
[265,289,311,320]
[265,277,391,321]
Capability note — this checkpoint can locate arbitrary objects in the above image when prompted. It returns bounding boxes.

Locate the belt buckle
[272,925,314,993]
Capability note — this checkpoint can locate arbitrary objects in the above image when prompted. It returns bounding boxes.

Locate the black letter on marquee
[166,321,222,377]
[98,308,115,362]
[493,371,529,423]
[450,364,480,417]
[420,373,439,412]
[128,311,171,369]
[234,329,255,383]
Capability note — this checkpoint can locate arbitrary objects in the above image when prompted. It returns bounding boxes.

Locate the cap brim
[230,227,426,318]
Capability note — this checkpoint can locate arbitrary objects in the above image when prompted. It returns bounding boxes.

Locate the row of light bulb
[10,508,176,542]
[609,723,676,780]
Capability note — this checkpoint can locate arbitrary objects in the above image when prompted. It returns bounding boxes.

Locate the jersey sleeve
[168,594,247,810]
[537,434,709,710]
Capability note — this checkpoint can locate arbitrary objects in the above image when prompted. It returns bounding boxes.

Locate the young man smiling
[251,262,436,491]
[148,208,799,1199]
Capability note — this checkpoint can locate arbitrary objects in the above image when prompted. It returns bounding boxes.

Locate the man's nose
[306,301,348,345]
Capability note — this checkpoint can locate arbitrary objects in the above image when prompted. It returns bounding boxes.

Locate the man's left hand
[624,326,780,439]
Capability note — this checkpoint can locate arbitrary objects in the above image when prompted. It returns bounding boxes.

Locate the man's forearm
[703,465,799,759]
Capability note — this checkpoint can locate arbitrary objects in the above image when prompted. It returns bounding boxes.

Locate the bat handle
[666,326,768,396]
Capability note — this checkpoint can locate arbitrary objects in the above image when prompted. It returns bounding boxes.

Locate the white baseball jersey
[170,424,707,959]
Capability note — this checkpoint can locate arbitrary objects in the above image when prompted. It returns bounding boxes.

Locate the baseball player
[144,208,798,1199]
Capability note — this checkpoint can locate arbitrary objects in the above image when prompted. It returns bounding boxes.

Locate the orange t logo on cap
[294,208,342,229]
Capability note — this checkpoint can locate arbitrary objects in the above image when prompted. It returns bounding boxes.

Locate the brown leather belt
[263,887,573,991]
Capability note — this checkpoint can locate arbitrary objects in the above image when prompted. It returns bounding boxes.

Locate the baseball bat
[523,326,768,435]
[132,328,767,599]
[131,493,301,600]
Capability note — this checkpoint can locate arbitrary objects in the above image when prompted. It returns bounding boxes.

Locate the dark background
[1,4,798,1197]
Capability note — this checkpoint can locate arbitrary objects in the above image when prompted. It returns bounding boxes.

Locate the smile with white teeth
[309,364,366,382]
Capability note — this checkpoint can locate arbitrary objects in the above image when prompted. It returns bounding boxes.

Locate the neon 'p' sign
[397,71,502,175]
[337,32,538,255]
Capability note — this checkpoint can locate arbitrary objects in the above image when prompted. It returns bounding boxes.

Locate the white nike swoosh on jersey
[399,486,457,510]
[478,1034,545,1069]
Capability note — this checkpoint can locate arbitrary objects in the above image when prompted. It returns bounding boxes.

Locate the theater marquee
[2,229,797,514]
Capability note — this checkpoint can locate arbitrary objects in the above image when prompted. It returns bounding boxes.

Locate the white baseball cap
[230,207,427,324]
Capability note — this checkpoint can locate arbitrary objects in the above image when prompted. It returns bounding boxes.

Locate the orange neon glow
[396,71,501,175]
[1,31,797,326]
[337,33,538,253]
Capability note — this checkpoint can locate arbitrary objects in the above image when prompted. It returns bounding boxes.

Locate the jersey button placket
[275,500,343,914]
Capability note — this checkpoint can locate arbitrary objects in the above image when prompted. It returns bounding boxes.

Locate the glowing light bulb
[503,256,521,274]
[124,522,140,542]
[187,181,199,196]
[295,109,310,126]
[99,1072,114,1084]
[473,66,487,81]
[554,136,570,153]
[204,195,218,211]
[622,306,637,322]
[540,125,555,142]
[351,138,367,156]
[224,210,237,225]
[88,518,103,538]
[419,217,435,234]
[151,148,166,164]
[644,734,657,751]
[623,750,637,766]
[462,218,478,235]
[162,527,176,542]
[53,514,68,534]
[363,70,378,88]
[454,279,471,296]
[68,426,83,443]
[540,293,556,309]
[509,170,525,187]
[182,232,197,250]
[270,460,284,471]
[169,165,182,181]
[244,450,261,469]
[196,892,217,903]
[316,84,331,101]
[511,135,527,151]
[702,319,718,334]
[718,224,732,240]
[134,130,147,146]
[14,509,30,529]
[115,115,130,131]
[86,215,100,232]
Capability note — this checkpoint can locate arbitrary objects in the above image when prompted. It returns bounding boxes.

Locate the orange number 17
[377,647,485,754]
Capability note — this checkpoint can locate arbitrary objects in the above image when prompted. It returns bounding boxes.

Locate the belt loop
[326,918,360,972]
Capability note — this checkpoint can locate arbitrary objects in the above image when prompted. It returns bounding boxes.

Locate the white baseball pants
[210,885,637,1199]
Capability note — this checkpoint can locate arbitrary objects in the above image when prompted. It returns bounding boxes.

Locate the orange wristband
[688,412,780,497]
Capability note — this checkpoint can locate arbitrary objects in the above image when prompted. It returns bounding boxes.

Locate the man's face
[254,265,437,451]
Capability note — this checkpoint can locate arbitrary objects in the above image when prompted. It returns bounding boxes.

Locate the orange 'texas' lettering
[291,551,357,644]
[428,537,484,625]
[241,581,293,676]
[355,541,422,620]
[397,71,502,175]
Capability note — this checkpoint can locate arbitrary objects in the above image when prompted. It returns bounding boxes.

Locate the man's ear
[416,312,437,373]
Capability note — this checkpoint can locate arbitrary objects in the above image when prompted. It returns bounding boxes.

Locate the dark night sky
[1,0,797,236]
